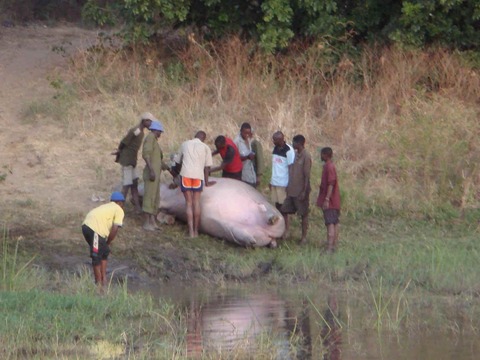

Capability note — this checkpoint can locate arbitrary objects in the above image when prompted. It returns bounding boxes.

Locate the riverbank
[3,217,480,359]
[4,205,480,294]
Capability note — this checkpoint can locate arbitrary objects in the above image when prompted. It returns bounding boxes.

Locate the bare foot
[326,246,336,254]
[142,223,156,231]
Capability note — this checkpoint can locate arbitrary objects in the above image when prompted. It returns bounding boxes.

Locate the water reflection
[136,283,480,360]
[185,292,314,359]
[320,293,342,360]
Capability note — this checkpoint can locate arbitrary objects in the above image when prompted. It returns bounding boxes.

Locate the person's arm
[142,135,156,181]
[107,224,121,245]
[170,162,182,177]
[322,164,335,209]
[111,142,125,156]
[323,185,333,210]
[251,140,264,186]
[204,167,216,186]
[159,149,170,171]
[112,130,134,154]
[236,140,254,161]
[170,149,183,177]
[111,132,130,161]
[210,146,234,173]
[299,154,312,201]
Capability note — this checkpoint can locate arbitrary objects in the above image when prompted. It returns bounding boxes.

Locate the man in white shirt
[173,131,216,238]
[270,131,295,237]
[234,122,257,187]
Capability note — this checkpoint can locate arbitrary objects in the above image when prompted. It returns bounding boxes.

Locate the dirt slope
[0,25,206,283]
[0,24,101,217]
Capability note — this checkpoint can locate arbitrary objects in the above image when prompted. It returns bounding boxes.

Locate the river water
[137,283,480,359]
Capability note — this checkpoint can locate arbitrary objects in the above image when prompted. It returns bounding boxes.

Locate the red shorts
[181,177,203,192]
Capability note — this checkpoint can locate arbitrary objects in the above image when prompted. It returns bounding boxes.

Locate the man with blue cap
[142,120,169,231]
[81,191,125,286]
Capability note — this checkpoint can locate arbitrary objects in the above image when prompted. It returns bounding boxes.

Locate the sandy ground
[0,24,130,273]
[0,25,200,283]
[0,24,102,215]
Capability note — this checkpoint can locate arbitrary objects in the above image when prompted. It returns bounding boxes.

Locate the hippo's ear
[257,203,267,213]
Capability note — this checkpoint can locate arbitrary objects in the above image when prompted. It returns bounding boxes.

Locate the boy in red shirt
[316,147,341,253]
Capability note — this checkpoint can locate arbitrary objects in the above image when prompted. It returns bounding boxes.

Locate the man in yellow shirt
[82,192,125,286]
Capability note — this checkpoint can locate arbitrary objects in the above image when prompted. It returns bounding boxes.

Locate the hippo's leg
[268,215,280,225]
[257,203,280,226]
[222,224,257,247]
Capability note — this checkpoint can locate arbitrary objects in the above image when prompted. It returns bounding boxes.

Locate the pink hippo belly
[159,177,285,247]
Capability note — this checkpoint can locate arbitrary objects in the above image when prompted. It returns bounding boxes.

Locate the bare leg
[183,191,195,237]
[100,259,108,286]
[150,214,159,229]
[327,224,336,253]
[333,223,340,250]
[276,203,289,240]
[282,213,289,240]
[143,213,155,231]
[121,185,129,199]
[192,191,202,237]
[93,264,102,285]
[300,215,308,244]
[131,179,142,212]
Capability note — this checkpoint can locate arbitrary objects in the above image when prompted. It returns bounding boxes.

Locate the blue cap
[149,121,164,132]
[110,191,125,202]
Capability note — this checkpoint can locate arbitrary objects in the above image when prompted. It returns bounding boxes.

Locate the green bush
[81,1,480,51]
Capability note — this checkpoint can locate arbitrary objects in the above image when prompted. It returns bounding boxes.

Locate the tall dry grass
[45,36,480,217]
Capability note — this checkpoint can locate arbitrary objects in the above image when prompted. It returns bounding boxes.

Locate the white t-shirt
[176,138,213,181]
[270,143,294,187]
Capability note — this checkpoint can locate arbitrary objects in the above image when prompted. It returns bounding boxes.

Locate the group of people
[81,112,341,285]
[266,131,340,252]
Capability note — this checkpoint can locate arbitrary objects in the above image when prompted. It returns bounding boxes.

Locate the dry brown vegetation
[53,35,480,218]
[1,27,479,275]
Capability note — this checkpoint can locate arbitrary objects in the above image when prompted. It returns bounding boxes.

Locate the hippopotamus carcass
[158,177,285,247]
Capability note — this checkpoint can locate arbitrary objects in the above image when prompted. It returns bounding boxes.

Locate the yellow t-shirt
[83,202,124,238]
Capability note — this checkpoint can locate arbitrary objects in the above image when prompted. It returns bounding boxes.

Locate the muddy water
[136,284,480,359]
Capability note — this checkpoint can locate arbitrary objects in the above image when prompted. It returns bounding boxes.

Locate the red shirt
[218,137,243,173]
[316,161,340,210]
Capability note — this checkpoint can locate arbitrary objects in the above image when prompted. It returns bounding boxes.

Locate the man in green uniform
[112,112,155,212]
[142,120,168,231]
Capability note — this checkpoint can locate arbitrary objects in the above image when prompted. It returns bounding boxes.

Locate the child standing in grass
[316,147,341,253]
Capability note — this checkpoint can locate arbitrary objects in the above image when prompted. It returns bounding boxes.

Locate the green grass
[0,273,182,359]
[2,219,480,358]
[1,226,41,291]
[159,211,480,294]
